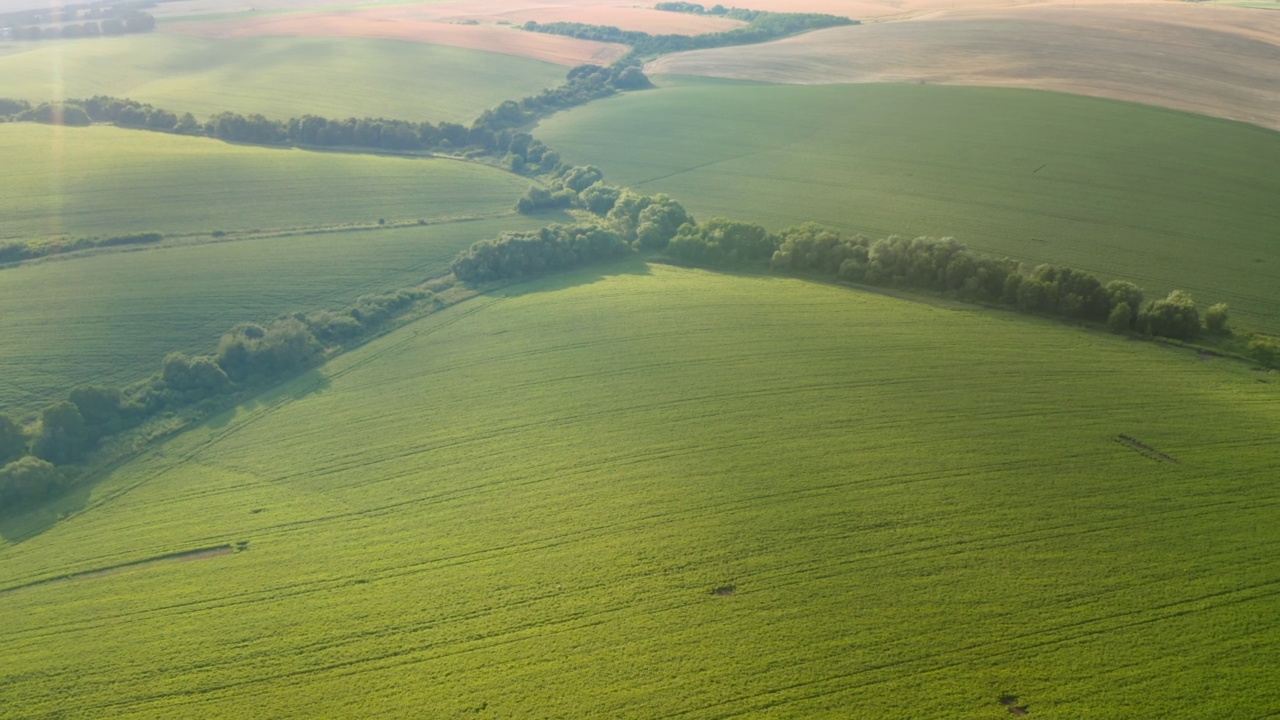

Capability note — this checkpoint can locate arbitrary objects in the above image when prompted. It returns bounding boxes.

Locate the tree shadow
[0,370,332,544]
[499,256,654,298]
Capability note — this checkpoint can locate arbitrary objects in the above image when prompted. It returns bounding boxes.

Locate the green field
[0,214,555,419]
[0,124,533,240]
[537,79,1280,332]
[0,34,566,122]
[3,264,1276,718]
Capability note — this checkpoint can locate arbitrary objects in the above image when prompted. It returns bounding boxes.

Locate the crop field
[0,33,567,123]
[0,214,554,419]
[0,124,532,241]
[646,3,1280,133]
[173,11,630,66]
[537,81,1280,332]
[2,264,1277,718]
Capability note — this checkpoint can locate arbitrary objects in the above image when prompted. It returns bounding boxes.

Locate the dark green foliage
[451,224,631,283]
[215,319,320,383]
[0,414,26,466]
[0,456,66,514]
[69,386,139,441]
[667,218,775,267]
[634,197,691,250]
[562,165,605,192]
[0,232,164,265]
[1106,303,1134,334]
[1204,303,1230,335]
[523,11,857,57]
[162,353,232,403]
[18,103,91,126]
[580,182,622,216]
[0,98,30,117]
[516,185,575,214]
[770,222,870,281]
[1137,291,1201,340]
[1248,336,1279,368]
[31,402,90,465]
[654,2,765,21]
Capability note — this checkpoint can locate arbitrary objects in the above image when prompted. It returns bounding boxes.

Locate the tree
[1105,303,1133,334]
[31,402,90,464]
[1248,336,1278,368]
[0,413,26,465]
[0,456,64,513]
[1137,290,1200,340]
[69,386,130,440]
[1203,303,1230,335]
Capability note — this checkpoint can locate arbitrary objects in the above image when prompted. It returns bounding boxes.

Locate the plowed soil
[648,3,1280,131]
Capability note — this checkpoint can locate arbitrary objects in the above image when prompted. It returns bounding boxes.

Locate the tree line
[0,59,650,165]
[2,7,154,41]
[522,10,857,57]
[0,232,162,265]
[450,157,1280,369]
[654,3,768,22]
[0,287,436,515]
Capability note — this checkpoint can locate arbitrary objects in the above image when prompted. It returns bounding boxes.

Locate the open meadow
[1,264,1276,718]
[0,123,532,240]
[0,215,555,419]
[0,33,567,123]
[537,80,1280,332]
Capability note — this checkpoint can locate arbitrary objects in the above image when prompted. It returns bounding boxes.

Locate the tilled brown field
[648,3,1280,131]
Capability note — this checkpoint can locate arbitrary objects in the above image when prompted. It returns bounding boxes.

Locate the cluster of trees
[0,287,435,515]
[450,223,632,283]
[2,8,154,41]
[523,11,856,57]
[0,232,162,265]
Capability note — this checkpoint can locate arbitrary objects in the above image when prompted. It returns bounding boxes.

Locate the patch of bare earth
[648,3,1280,132]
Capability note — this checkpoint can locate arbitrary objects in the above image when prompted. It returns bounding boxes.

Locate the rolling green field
[2,264,1276,718]
[0,34,566,122]
[0,215,554,419]
[537,79,1280,332]
[0,124,532,240]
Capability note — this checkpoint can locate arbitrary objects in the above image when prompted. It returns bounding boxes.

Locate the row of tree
[654,3,766,22]
[0,288,435,515]
[3,9,154,41]
[0,59,651,165]
[659,219,1234,341]
[450,223,632,283]
[0,232,162,265]
[522,11,857,57]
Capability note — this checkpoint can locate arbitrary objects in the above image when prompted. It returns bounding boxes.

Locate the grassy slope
[0,34,566,122]
[0,215,556,419]
[2,264,1276,718]
[536,80,1280,332]
[0,124,532,240]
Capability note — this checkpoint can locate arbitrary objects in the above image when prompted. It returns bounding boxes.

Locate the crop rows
[0,34,566,123]
[1,265,1276,717]
[537,81,1280,331]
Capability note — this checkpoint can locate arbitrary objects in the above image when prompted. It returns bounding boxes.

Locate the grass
[536,80,1280,332]
[2,263,1277,717]
[0,123,534,241]
[0,214,558,419]
[0,33,566,123]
